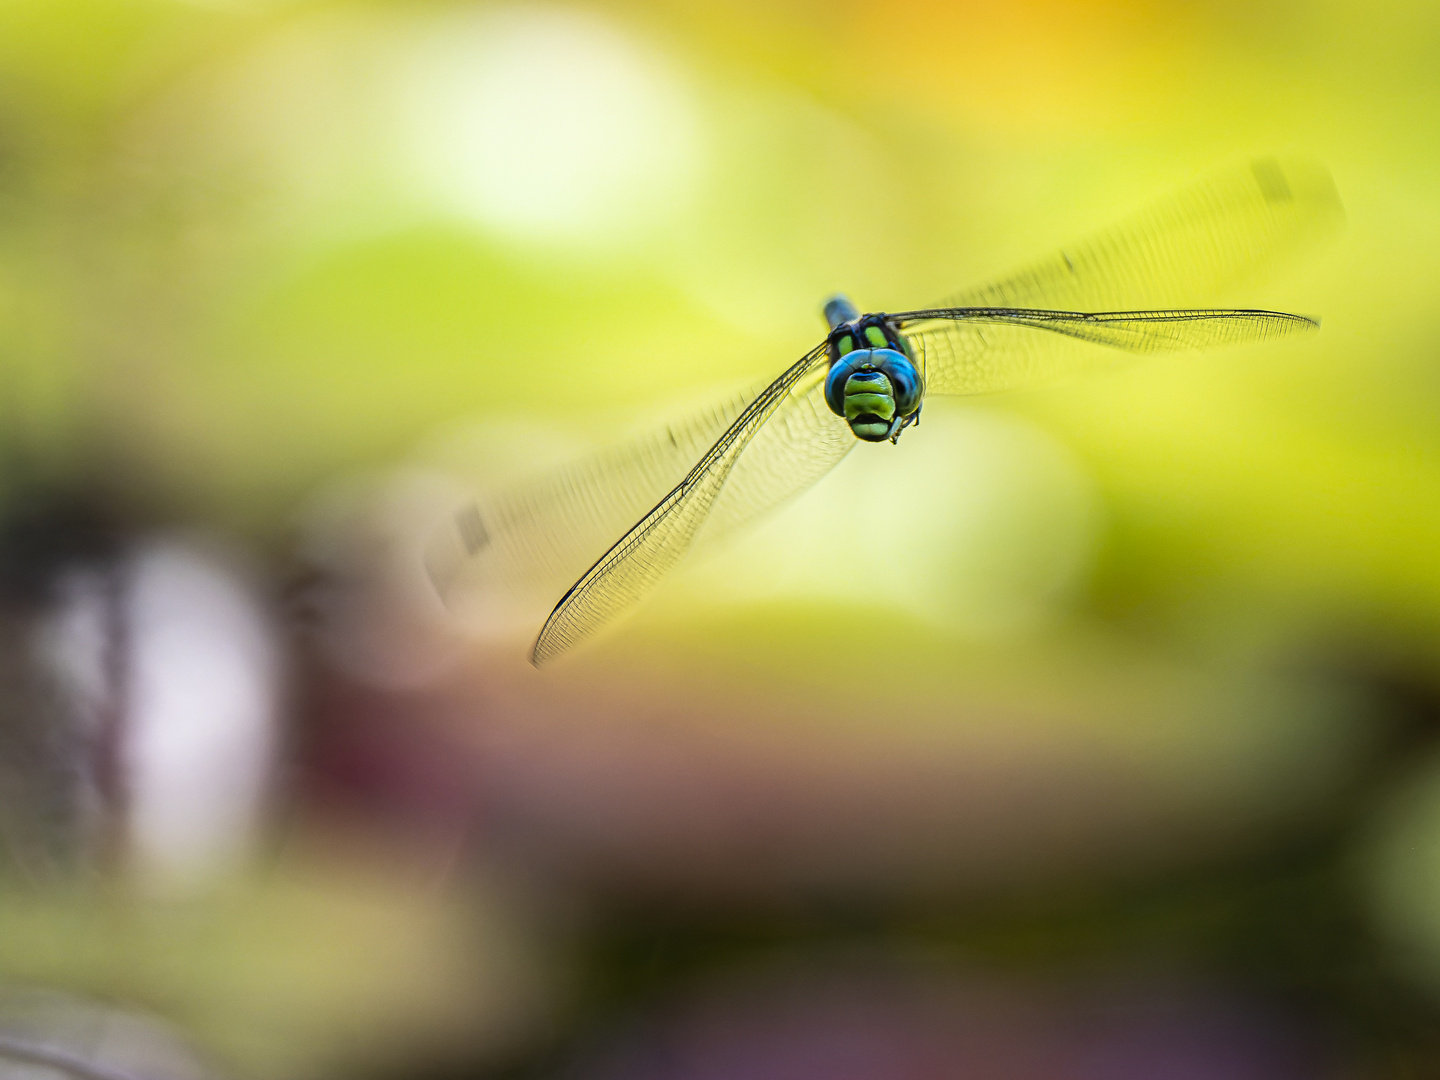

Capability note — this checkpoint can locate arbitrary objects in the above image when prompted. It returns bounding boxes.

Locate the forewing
[531,344,833,665]
[701,374,855,543]
[426,383,760,623]
[937,156,1342,312]
[896,307,1318,395]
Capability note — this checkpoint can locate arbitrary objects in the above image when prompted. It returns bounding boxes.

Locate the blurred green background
[2,1,1440,1078]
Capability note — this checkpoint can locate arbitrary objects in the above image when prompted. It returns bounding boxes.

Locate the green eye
[864,325,888,348]
[836,334,855,356]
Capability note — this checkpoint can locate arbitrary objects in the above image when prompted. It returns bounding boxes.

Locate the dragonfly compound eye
[874,350,923,415]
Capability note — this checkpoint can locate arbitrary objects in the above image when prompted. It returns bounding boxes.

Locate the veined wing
[701,371,855,542]
[937,156,1342,312]
[426,383,760,621]
[532,343,838,666]
[893,307,1317,396]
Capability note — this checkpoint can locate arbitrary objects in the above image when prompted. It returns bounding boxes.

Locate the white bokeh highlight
[679,406,1103,635]
[400,5,703,246]
[122,541,279,889]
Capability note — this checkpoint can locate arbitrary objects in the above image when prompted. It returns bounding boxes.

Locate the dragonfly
[425,157,1341,666]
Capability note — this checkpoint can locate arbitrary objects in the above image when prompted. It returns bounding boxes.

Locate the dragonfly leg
[886,410,921,444]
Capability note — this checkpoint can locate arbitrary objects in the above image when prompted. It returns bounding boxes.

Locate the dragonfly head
[824,321,924,443]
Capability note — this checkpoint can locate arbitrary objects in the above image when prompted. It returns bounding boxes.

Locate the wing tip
[529,627,569,668]
[529,610,570,668]
[1265,309,1320,334]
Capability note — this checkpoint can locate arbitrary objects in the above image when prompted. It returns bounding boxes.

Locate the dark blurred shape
[566,966,1318,1080]
[298,667,479,878]
[0,481,127,884]
[0,484,122,610]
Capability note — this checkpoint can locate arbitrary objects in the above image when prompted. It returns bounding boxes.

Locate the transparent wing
[701,374,855,542]
[532,344,838,665]
[893,307,1318,396]
[936,156,1342,312]
[425,383,760,621]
